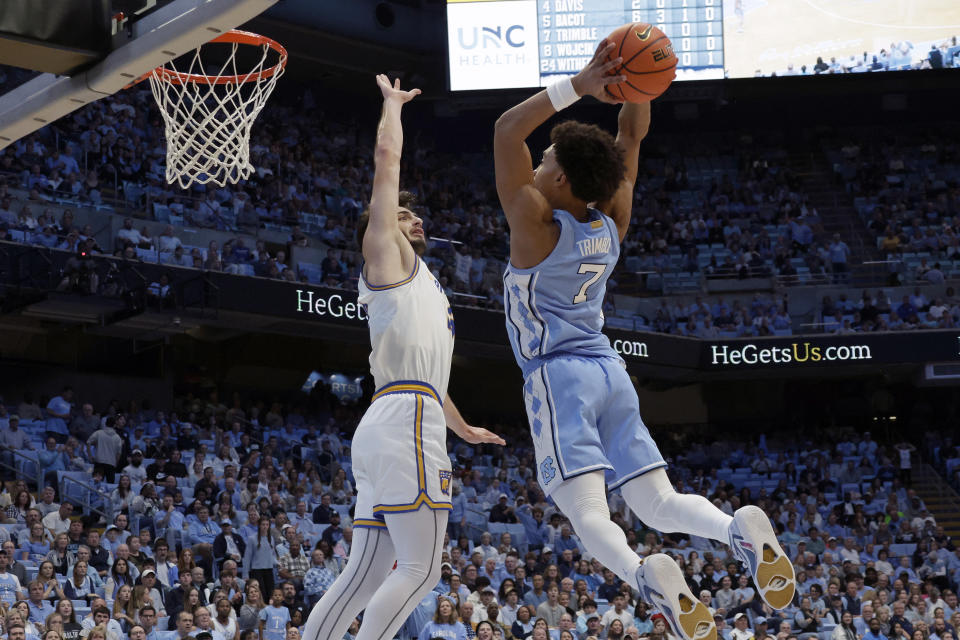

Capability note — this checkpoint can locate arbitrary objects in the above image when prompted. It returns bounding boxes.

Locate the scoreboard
[448,0,960,90]
[537,0,723,81]
[447,0,725,92]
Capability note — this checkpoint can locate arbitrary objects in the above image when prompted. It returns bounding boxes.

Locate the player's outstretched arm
[494,41,624,264]
[443,394,506,446]
[597,102,651,242]
[363,74,420,285]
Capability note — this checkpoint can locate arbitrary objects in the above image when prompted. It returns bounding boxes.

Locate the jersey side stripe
[371,395,452,516]
[528,271,549,356]
[504,270,544,361]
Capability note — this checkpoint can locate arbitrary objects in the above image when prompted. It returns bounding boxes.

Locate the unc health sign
[447,0,540,90]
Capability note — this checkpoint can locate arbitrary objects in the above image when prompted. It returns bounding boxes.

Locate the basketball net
[147,30,287,189]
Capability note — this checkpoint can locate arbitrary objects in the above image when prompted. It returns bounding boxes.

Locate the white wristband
[547,77,579,111]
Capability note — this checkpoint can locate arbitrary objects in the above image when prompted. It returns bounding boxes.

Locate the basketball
[604,23,677,103]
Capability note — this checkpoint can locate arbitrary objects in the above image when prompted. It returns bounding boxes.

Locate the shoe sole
[638,554,717,640]
[732,505,796,610]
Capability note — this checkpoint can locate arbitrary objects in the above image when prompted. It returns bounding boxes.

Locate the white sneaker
[729,505,796,610]
[636,554,716,640]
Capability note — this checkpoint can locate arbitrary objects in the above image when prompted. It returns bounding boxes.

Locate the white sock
[621,468,733,542]
[551,471,644,582]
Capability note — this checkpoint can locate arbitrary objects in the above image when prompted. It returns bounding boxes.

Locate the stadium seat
[890,543,917,558]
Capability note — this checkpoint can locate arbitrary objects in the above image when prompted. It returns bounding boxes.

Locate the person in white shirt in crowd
[730,613,754,640]
[839,538,861,566]
[156,225,182,254]
[42,501,73,537]
[122,449,149,483]
[117,218,152,248]
[478,532,499,563]
[600,594,634,635]
[191,605,226,640]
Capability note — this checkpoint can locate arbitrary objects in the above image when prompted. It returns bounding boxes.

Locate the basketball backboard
[0,0,278,149]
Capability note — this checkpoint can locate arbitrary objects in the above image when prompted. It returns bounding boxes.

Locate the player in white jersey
[495,41,794,640]
[301,75,505,640]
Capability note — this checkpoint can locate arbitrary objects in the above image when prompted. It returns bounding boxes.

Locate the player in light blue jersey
[494,40,795,640]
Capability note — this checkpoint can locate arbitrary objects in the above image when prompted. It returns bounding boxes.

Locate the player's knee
[565,490,609,521]
[622,475,672,519]
[395,556,436,586]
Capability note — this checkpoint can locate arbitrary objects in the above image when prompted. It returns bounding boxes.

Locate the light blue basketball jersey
[505,208,667,495]
[504,208,620,372]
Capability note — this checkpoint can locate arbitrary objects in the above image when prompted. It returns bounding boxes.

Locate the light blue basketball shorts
[522,354,667,496]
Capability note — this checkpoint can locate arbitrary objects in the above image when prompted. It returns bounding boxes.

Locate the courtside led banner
[3,244,956,376]
[273,280,960,372]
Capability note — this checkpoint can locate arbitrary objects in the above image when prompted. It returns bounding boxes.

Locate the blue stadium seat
[890,543,916,558]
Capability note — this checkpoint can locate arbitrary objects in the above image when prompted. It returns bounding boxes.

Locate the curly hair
[357,190,417,247]
[550,120,625,205]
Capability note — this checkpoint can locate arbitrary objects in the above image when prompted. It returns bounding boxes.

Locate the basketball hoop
[147,29,287,189]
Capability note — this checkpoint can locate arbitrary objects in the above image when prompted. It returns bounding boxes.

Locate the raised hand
[376,74,421,104]
[572,40,626,104]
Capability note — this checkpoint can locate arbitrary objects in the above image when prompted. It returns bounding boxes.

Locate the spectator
[731,613,754,640]
[301,549,336,608]
[601,594,634,636]
[116,218,151,249]
[86,417,123,481]
[863,618,888,640]
[146,275,175,308]
[1,415,34,472]
[44,387,73,443]
[242,517,276,598]
[258,588,290,640]
[169,611,196,640]
[489,494,517,524]
[156,225,182,254]
[42,502,73,538]
[238,583,265,632]
[167,245,191,267]
[277,540,309,591]
[213,520,245,569]
[70,404,99,441]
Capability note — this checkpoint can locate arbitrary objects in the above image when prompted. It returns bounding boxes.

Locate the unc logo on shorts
[540,456,557,485]
[438,470,453,496]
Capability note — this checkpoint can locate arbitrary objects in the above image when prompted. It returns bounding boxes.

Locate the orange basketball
[604,23,677,103]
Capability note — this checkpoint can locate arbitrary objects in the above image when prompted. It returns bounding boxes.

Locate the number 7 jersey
[504,208,620,373]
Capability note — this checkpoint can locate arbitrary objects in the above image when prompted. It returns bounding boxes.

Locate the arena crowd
[0,386,955,640]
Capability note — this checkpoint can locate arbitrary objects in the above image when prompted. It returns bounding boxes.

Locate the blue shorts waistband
[521,352,620,378]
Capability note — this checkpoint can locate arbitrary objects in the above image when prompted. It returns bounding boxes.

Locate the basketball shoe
[636,554,716,640]
[728,505,796,609]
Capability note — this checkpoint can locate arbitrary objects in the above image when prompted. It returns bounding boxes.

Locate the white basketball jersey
[359,257,455,400]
